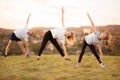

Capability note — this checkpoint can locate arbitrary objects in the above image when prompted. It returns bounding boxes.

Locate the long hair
[102,31,112,47]
[66,31,75,46]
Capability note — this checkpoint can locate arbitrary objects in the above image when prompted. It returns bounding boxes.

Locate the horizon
[0,0,120,29]
[1,24,120,30]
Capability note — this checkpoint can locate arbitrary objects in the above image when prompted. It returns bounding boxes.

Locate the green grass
[0,55,120,80]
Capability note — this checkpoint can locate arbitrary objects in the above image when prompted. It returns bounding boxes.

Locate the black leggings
[78,40,102,63]
[38,31,64,57]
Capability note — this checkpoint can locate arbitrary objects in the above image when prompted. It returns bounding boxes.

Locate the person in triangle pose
[76,12,111,68]
[4,13,33,57]
[37,7,75,61]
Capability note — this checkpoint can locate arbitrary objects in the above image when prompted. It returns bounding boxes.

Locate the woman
[4,13,33,57]
[37,7,75,61]
[76,13,111,67]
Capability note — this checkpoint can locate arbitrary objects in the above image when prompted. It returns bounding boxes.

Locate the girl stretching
[37,7,75,61]
[76,13,111,67]
[4,13,33,57]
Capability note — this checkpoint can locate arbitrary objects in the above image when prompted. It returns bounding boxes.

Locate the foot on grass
[26,55,30,57]
[100,63,105,68]
[4,54,7,57]
[75,62,80,67]
[64,57,71,61]
[37,56,40,60]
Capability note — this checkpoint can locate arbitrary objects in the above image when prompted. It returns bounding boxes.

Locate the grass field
[0,55,120,80]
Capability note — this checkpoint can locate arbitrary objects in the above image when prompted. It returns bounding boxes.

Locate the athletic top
[14,25,28,41]
[85,30,102,45]
[50,27,66,44]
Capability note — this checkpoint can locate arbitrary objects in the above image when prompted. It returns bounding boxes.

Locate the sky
[0,0,120,29]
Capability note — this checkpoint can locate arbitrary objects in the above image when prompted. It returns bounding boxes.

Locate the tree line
[0,25,120,56]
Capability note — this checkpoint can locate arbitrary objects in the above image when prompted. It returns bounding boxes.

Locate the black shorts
[10,32,21,41]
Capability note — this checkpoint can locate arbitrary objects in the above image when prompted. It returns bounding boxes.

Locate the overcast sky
[0,0,120,29]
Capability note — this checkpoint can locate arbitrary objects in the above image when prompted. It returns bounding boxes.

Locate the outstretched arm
[61,43,68,57]
[97,44,103,59]
[61,7,65,27]
[94,43,103,59]
[87,12,96,32]
[26,13,31,26]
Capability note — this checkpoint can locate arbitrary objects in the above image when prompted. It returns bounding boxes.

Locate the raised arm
[61,7,65,27]
[87,12,96,32]
[26,13,31,26]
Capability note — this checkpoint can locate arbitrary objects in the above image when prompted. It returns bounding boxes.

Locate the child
[37,7,75,61]
[76,13,111,67]
[4,13,33,57]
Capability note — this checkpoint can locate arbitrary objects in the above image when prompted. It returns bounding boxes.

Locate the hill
[0,25,120,56]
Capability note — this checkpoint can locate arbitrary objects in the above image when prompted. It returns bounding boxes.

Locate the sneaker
[37,56,40,60]
[100,63,105,68]
[4,54,7,57]
[75,62,80,67]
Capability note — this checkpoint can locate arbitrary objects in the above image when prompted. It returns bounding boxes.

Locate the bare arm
[87,12,96,32]
[94,43,103,59]
[61,7,65,27]
[26,13,31,26]
[61,43,68,57]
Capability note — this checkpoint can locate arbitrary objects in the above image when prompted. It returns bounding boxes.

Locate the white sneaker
[100,63,105,68]
[75,62,80,67]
